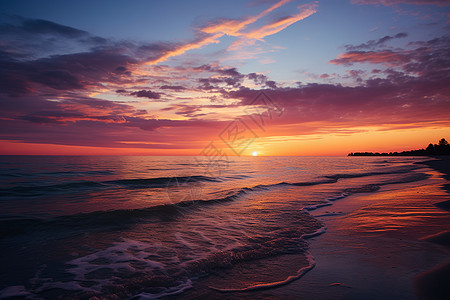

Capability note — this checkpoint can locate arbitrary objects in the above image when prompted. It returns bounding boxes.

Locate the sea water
[0,156,431,299]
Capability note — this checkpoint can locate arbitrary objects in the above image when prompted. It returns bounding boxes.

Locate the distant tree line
[348,138,450,156]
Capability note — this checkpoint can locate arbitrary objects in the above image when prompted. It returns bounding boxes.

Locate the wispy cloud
[330,35,450,77]
[343,32,408,51]
[200,0,293,36]
[330,50,410,66]
[145,0,317,64]
[228,2,318,50]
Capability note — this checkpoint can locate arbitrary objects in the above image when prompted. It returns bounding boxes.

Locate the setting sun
[252,151,258,156]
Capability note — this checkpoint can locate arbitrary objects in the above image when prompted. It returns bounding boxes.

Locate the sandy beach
[283,158,450,300]
[273,157,450,300]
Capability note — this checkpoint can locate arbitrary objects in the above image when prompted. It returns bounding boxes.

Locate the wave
[206,170,431,295]
[0,187,251,238]
[0,165,419,198]
[0,175,222,197]
[208,227,326,293]
[210,254,316,293]
[50,216,322,298]
[0,175,252,198]
[302,172,430,212]
[106,175,221,188]
[21,211,324,299]
[0,162,433,299]
[0,181,106,197]
[323,165,419,180]
[0,170,430,239]
[136,279,193,299]
[42,170,116,176]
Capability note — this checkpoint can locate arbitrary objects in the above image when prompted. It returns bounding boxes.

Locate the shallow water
[0,156,433,299]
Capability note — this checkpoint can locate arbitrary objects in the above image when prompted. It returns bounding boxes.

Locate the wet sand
[247,168,449,299]
[273,158,450,300]
[419,157,450,211]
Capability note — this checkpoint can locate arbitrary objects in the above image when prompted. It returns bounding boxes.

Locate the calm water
[0,156,431,299]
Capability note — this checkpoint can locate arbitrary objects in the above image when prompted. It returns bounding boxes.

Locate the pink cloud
[330,36,450,81]
[1,17,448,153]
[146,0,317,64]
[226,77,450,133]
[330,50,410,66]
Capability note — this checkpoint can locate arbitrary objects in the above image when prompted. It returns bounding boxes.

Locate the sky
[0,0,449,156]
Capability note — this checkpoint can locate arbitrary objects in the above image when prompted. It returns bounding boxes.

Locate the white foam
[209,254,316,292]
[136,279,193,299]
[67,238,165,283]
[206,225,326,293]
[301,226,327,239]
[301,193,349,211]
[30,238,168,296]
[301,201,333,211]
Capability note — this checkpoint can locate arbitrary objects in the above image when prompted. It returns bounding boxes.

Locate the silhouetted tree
[439,138,448,146]
[348,138,449,156]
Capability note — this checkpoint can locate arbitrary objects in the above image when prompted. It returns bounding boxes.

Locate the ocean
[0,156,433,299]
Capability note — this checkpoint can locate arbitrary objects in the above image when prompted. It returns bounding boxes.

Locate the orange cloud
[201,0,293,36]
[228,2,317,51]
[329,50,410,66]
[146,33,223,65]
[145,0,317,64]
[240,3,317,40]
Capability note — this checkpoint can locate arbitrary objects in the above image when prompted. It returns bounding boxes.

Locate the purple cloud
[344,33,408,51]
[160,85,186,91]
[129,90,161,99]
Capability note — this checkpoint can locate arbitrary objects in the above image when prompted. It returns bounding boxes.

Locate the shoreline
[2,157,448,299]
[267,157,450,299]
[418,157,450,211]
[169,157,450,299]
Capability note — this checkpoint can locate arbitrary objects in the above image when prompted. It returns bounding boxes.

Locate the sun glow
[252,151,258,156]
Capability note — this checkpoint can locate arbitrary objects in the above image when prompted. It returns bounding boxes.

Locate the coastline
[414,157,450,300]
[283,157,450,299]
[418,157,450,211]
[1,156,448,299]
[418,157,450,188]
[168,157,450,299]
[252,157,450,299]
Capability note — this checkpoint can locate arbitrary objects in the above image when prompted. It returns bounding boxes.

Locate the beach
[0,156,449,299]
[276,158,450,300]
[168,158,450,299]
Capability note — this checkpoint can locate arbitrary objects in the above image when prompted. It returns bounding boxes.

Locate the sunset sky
[0,0,449,156]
